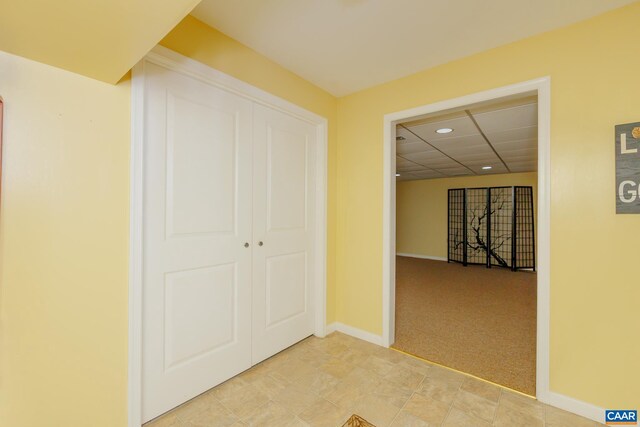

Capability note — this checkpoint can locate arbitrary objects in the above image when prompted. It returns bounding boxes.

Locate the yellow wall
[0,51,131,426]
[0,15,338,427]
[0,0,201,83]
[336,2,640,409]
[159,15,338,323]
[3,3,639,423]
[397,172,537,259]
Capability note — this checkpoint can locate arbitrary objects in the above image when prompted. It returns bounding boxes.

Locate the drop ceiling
[396,97,537,181]
[192,0,635,96]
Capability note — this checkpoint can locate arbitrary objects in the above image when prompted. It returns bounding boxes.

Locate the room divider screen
[447,186,535,271]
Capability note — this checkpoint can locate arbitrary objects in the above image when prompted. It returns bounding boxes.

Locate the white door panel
[163,264,236,371]
[252,104,316,363]
[141,61,321,423]
[166,93,237,237]
[265,252,307,327]
[142,63,253,422]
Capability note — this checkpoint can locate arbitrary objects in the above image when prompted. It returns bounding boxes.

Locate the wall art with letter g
[615,122,640,213]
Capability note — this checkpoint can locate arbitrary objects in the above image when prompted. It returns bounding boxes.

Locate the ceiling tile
[403,150,450,163]
[509,164,537,173]
[406,170,445,179]
[417,158,462,169]
[397,165,426,172]
[442,146,496,159]
[394,95,539,179]
[499,150,537,160]
[485,126,537,143]
[396,126,423,144]
[446,151,501,166]
[468,95,537,114]
[500,152,538,162]
[474,164,509,174]
[429,134,488,151]
[405,115,479,142]
[396,157,417,166]
[492,138,537,152]
[436,166,474,175]
[462,157,504,167]
[441,145,494,157]
[455,154,496,166]
[402,110,468,127]
[440,170,474,177]
[397,141,435,155]
[507,159,538,165]
[472,103,537,133]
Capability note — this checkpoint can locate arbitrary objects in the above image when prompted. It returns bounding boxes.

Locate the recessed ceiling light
[436,128,453,134]
[396,136,406,141]
[395,173,401,177]
[482,166,492,170]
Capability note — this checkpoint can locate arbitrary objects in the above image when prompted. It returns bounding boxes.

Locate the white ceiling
[396,97,537,181]
[192,0,635,96]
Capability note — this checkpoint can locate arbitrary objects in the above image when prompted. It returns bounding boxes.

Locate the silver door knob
[258,241,264,246]
[244,242,249,248]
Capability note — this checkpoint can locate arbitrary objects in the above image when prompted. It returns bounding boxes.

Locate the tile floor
[145,332,603,427]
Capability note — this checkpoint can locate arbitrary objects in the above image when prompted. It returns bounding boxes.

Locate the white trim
[540,391,605,423]
[314,117,329,339]
[128,45,328,427]
[535,79,551,400]
[145,46,327,126]
[325,322,337,335]
[382,78,552,405]
[396,253,448,262]
[382,118,396,348]
[128,59,145,427]
[325,322,384,346]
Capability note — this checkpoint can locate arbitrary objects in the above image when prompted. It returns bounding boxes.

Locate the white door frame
[382,77,551,401]
[128,45,328,427]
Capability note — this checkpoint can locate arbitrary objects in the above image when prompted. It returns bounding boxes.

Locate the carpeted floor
[393,256,536,395]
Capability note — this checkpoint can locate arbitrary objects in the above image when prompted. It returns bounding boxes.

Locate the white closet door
[141,63,253,422]
[251,104,317,363]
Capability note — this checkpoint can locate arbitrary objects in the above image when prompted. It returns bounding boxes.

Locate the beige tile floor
[145,332,603,427]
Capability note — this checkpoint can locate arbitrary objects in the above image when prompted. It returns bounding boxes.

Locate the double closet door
[141,62,317,422]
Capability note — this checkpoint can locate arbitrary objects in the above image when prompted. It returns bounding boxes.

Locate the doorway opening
[382,78,550,400]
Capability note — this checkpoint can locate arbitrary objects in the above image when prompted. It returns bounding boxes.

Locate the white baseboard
[325,322,383,346]
[396,253,447,262]
[324,323,336,335]
[538,390,605,424]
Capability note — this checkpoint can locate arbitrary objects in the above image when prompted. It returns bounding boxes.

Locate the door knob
[244,242,249,248]
[258,241,264,246]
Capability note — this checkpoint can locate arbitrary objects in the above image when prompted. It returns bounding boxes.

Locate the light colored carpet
[393,256,536,395]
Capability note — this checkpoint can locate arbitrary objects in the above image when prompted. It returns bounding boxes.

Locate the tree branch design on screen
[466,191,510,267]
[453,191,510,267]
[448,186,535,271]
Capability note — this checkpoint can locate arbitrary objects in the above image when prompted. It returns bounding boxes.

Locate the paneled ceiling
[396,97,537,181]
